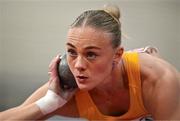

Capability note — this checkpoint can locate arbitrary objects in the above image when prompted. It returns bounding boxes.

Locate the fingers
[48,76,77,100]
[144,46,159,54]
[47,54,77,100]
[48,54,61,94]
[48,55,61,77]
[49,55,61,72]
[48,77,61,95]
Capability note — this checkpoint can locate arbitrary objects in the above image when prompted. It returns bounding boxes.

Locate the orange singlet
[75,52,152,120]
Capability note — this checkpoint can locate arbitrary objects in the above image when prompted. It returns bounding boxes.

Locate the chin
[78,84,94,91]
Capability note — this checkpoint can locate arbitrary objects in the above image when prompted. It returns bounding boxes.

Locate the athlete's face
[66,26,116,90]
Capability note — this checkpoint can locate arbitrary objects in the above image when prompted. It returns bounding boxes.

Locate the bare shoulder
[138,53,180,119]
[138,52,180,89]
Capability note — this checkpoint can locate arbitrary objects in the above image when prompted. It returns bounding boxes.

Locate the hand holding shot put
[36,55,77,115]
[48,55,77,99]
[0,55,76,120]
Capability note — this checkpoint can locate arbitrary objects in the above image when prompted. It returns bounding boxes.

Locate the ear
[113,46,124,63]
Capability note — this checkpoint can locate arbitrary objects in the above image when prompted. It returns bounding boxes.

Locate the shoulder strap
[122,52,148,117]
[75,52,149,120]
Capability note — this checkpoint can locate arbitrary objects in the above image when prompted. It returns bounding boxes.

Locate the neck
[89,60,130,116]
[90,59,128,95]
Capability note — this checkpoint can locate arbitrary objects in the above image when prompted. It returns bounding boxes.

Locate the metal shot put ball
[58,54,78,90]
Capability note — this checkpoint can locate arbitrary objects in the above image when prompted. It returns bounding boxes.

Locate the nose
[74,56,87,72]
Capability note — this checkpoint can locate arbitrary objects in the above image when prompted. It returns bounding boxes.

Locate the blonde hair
[103,4,121,25]
[71,4,122,48]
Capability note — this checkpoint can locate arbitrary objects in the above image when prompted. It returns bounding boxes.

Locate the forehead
[67,27,112,47]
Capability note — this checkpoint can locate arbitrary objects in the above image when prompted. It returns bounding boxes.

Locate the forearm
[0,103,43,120]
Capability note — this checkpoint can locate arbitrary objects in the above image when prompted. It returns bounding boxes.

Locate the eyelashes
[67,49,99,60]
[86,52,98,60]
[67,49,77,57]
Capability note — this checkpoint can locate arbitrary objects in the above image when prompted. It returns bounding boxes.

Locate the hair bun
[103,4,120,20]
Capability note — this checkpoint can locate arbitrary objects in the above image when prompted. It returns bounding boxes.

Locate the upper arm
[151,69,180,119]
[140,53,180,120]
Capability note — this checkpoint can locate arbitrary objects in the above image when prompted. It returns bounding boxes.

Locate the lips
[76,75,88,79]
[76,75,88,82]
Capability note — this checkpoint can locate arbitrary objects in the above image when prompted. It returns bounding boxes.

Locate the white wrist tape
[36,90,67,115]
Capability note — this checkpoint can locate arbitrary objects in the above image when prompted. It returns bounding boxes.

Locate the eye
[67,49,77,57]
[86,52,98,60]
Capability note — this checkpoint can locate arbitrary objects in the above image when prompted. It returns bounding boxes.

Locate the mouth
[76,75,88,82]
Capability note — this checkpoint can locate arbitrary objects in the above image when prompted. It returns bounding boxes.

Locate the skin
[140,53,180,119]
[50,26,180,119]
[66,27,124,91]
[1,26,180,120]
[56,26,180,119]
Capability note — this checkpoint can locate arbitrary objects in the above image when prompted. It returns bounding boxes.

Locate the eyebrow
[66,43,101,50]
[66,43,76,48]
